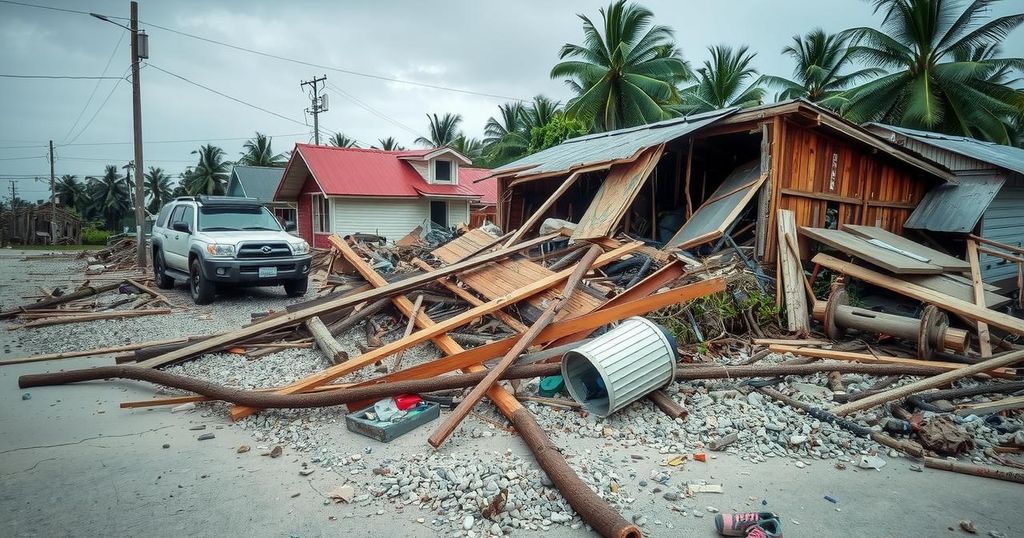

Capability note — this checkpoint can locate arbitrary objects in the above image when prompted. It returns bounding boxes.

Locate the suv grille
[237,242,291,258]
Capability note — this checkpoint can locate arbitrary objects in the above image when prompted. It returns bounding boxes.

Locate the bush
[81,226,111,245]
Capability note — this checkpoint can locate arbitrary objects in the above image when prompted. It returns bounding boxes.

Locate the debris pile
[0,278,172,331]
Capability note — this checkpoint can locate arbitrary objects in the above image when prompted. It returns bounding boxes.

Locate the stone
[197,433,215,441]
[270,446,283,458]
[299,468,314,476]
[706,506,719,513]
[237,445,250,453]
[463,515,475,530]
[328,485,354,503]
[161,443,170,449]
[490,522,502,535]
[959,520,977,534]
[790,435,808,445]
[663,492,679,501]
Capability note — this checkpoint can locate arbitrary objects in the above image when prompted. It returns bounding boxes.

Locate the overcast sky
[1,0,1022,200]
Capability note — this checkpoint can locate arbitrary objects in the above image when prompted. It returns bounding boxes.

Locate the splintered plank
[842,224,970,272]
[776,209,809,334]
[431,228,499,263]
[571,145,664,241]
[800,227,943,274]
[904,273,1008,308]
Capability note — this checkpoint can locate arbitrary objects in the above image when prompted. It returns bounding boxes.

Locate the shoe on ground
[745,518,783,538]
[714,512,778,536]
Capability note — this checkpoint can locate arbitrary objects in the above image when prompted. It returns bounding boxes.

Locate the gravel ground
[2,248,1022,538]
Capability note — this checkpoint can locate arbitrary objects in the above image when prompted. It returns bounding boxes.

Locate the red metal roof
[278,144,494,203]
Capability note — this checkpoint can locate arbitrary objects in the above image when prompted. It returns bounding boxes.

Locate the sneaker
[715,512,778,536]
[746,518,783,538]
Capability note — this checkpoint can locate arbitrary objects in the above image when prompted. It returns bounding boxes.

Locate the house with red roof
[274,144,496,248]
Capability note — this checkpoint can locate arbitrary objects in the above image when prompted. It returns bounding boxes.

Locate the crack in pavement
[0,425,175,455]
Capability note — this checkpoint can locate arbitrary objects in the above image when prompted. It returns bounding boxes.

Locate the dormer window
[434,159,453,183]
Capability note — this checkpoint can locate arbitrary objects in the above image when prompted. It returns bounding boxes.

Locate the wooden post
[391,293,423,371]
[966,239,993,357]
[306,316,347,365]
[428,244,604,448]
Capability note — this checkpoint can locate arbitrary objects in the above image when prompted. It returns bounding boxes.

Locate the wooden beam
[228,241,641,419]
[412,259,529,333]
[812,253,1024,336]
[969,234,1024,256]
[503,165,605,248]
[966,240,993,357]
[306,316,347,364]
[391,294,423,371]
[776,209,809,334]
[768,344,1015,378]
[17,308,170,328]
[137,232,562,370]
[428,244,603,448]
[830,348,1024,416]
[0,337,188,367]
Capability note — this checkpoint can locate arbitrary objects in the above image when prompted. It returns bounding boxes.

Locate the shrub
[81,226,111,245]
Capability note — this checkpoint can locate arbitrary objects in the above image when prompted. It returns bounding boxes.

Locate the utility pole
[300,75,328,144]
[129,0,146,267]
[48,140,56,245]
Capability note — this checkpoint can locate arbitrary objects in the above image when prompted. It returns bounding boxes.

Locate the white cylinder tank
[560,316,676,416]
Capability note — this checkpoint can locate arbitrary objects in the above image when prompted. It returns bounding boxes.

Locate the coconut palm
[551,0,693,131]
[187,145,230,195]
[145,167,173,214]
[760,29,886,107]
[328,133,360,148]
[679,45,766,113]
[86,165,131,230]
[238,132,286,167]
[55,174,85,211]
[416,113,463,147]
[374,137,404,151]
[842,0,1024,144]
[522,95,561,131]
[451,136,485,162]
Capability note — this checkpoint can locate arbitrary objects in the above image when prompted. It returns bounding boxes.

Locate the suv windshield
[197,206,283,232]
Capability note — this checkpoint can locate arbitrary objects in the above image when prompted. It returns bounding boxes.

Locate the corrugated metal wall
[980,186,1024,284]
[893,137,996,173]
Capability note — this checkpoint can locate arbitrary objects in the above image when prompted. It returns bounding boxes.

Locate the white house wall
[329,198,472,241]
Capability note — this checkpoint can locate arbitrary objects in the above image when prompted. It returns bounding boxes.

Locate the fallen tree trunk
[306,316,347,365]
[0,281,123,319]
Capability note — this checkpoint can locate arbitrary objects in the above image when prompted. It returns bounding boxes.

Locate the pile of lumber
[0,278,172,329]
[79,237,149,275]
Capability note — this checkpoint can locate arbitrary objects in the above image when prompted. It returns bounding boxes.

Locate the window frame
[312,194,330,233]
[433,159,453,184]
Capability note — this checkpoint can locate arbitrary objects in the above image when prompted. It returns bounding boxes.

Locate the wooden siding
[980,186,1024,284]
[447,200,470,228]
[331,197,427,240]
[296,175,320,246]
[772,122,928,260]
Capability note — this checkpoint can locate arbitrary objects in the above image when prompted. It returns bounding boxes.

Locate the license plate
[258,266,278,278]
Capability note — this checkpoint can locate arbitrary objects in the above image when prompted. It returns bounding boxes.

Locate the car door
[163,205,192,271]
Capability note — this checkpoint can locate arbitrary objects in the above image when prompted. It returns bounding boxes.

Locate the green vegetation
[81,225,112,245]
[237,132,286,166]
[528,114,589,153]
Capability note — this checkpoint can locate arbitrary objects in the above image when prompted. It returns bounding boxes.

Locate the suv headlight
[206,244,236,257]
[291,241,310,255]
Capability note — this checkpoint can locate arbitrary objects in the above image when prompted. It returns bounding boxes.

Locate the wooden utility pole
[48,140,56,245]
[300,75,328,144]
[130,0,146,268]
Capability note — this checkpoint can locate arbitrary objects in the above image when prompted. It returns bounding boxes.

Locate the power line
[60,132,309,147]
[61,29,127,143]
[0,0,93,16]
[64,66,131,145]
[0,73,125,80]
[139,20,526,102]
[0,155,45,161]
[325,82,425,140]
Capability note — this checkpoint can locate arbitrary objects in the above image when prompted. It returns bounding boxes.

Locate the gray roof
[869,124,1024,176]
[493,108,738,177]
[227,165,285,203]
[904,174,1005,233]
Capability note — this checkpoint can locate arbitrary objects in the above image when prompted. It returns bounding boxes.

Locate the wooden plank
[390,293,422,371]
[572,146,663,240]
[966,240,993,357]
[776,209,810,334]
[137,232,562,370]
[17,308,170,328]
[429,244,604,448]
[227,241,642,419]
[904,273,1008,308]
[306,316,347,364]
[769,344,1015,378]
[969,234,1024,256]
[842,224,970,272]
[830,348,1024,416]
[812,253,1024,336]
[955,395,1024,417]
[347,279,727,392]
[503,164,608,248]
[800,227,943,274]
[411,258,530,333]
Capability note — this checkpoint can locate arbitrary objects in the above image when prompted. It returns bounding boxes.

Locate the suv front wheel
[189,258,216,305]
[284,276,308,298]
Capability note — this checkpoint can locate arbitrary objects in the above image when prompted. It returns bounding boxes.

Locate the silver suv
[151,196,312,304]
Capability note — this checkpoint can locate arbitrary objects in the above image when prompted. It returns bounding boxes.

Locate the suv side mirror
[172,221,191,234]
[284,221,297,232]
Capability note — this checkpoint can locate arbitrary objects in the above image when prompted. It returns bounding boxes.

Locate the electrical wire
[61,30,127,143]
[325,82,425,141]
[0,155,45,161]
[63,66,132,145]
[0,74,125,80]
[0,0,93,16]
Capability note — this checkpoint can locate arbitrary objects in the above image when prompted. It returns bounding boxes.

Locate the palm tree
[680,45,766,113]
[451,136,485,162]
[187,145,230,195]
[55,174,85,211]
[483,96,565,163]
[842,0,1024,144]
[328,133,360,148]
[238,132,286,167]
[144,167,173,214]
[374,137,404,151]
[416,113,463,147]
[760,29,885,108]
[551,0,693,132]
[86,165,130,230]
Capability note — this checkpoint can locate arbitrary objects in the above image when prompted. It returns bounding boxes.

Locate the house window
[312,195,330,233]
[430,200,448,227]
[434,159,452,183]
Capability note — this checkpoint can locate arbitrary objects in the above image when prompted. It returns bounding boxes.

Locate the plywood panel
[667,160,766,249]
[572,146,662,240]
[800,227,943,274]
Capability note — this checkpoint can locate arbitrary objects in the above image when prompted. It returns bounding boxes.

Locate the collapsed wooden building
[0,202,82,246]
[489,99,956,267]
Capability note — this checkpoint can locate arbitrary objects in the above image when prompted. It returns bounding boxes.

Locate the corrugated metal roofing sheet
[904,175,1005,233]
[228,165,284,203]
[870,124,1024,176]
[493,108,738,177]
